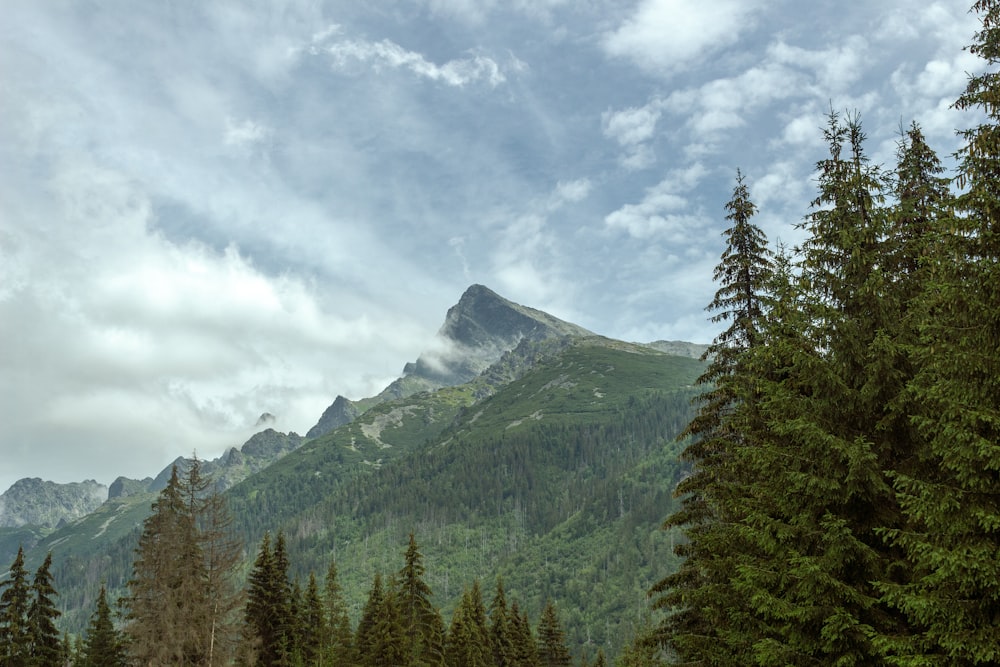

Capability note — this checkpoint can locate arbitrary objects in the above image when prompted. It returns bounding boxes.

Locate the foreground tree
[323,561,355,665]
[535,600,571,667]
[79,586,126,667]
[396,534,446,666]
[882,2,1000,663]
[125,458,241,666]
[27,553,61,666]
[445,582,490,667]
[0,547,31,667]
[242,532,294,666]
[648,170,774,662]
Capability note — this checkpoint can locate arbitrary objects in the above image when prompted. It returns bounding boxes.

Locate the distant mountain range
[1,284,708,657]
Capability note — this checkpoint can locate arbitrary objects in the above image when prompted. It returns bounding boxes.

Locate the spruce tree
[732,111,901,666]
[323,560,355,665]
[80,585,126,667]
[355,572,386,665]
[27,553,61,666]
[397,534,445,666]
[125,457,241,666]
[299,572,327,666]
[445,583,490,667]
[489,576,516,667]
[648,170,773,663]
[242,531,295,666]
[509,601,538,667]
[0,546,31,667]
[883,2,1000,663]
[535,600,571,667]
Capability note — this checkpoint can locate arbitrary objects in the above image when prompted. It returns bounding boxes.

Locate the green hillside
[30,339,704,660]
[227,341,704,658]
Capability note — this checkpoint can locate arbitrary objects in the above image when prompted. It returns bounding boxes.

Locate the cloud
[224,117,270,149]
[603,0,764,74]
[602,102,664,169]
[604,163,709,241]
[552,178,592,205]
[320,36,508,87]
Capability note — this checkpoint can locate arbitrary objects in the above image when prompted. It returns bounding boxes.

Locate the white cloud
[322,37,507,87]
[603,0,763,74]
[604,163,709,241]
[553,178,592,205]
[224,117,270,149]
[602,102,664,169]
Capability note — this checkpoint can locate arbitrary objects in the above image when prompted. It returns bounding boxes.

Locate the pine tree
[27,553,61,666]
[396,534,445,666]
[299,573,327,666]
[371,578,407,666]
[509,601,538,667]
[445,583,490,667]
[124,457,241,666]
[355,572,386,665]
[323,560,355,665]
[882,2,1000,663]
[489,576,516,667]
[80,585,126,667]
[734,111,901,666]
[0,546,31,667]
[242,531,295,666]
[648,170,774,663]
[535,600,571,667]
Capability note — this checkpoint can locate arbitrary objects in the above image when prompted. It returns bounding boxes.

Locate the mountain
[0,478,107,530]
[306,284,594,438]
[13,285,705,660]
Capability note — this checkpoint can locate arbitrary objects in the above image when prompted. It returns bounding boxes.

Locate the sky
[0,0,987,493]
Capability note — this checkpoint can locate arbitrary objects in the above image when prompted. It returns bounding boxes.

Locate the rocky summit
[307,284,594,438]
[0,478,107,529]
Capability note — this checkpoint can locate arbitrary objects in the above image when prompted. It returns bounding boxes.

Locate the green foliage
[27,553,61,666]
[79,585,126,667]
[0,546,31,666]
[125,458,242,666]
[323,561,355,665]
[536,599,572,667]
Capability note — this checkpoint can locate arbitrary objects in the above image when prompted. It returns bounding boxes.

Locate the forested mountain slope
[39,336,703,660]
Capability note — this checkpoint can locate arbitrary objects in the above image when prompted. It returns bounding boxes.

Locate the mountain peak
[438,284,592,351]
[306,285,593,439]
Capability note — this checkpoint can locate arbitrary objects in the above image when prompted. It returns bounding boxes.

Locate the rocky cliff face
[149,428,305,493]
[307,284,594,439]
[0,478,108,529]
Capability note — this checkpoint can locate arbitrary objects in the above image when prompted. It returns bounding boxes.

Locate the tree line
[1,457,603,666]
[640,2,1000,665]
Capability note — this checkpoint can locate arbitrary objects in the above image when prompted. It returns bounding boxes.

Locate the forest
[3,0,1000,665]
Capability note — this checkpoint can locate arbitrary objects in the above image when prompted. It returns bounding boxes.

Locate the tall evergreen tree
[79,585,126,667]
[355,572,386,665]
[883,2,1000,663]
[27,553,61,666]
[396,534,445,666]
[125,464,205,664]
[125,457,241,666]
[489,576,516,667]
[323,560,355,666]
[535,600,571,667]
[299,572,327,666]
[509,601,538,667]
[0,546,31,667]
[733,111,901,666]
[445,583,490,667]
[648,170,774,663]
[242,531,295,666]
